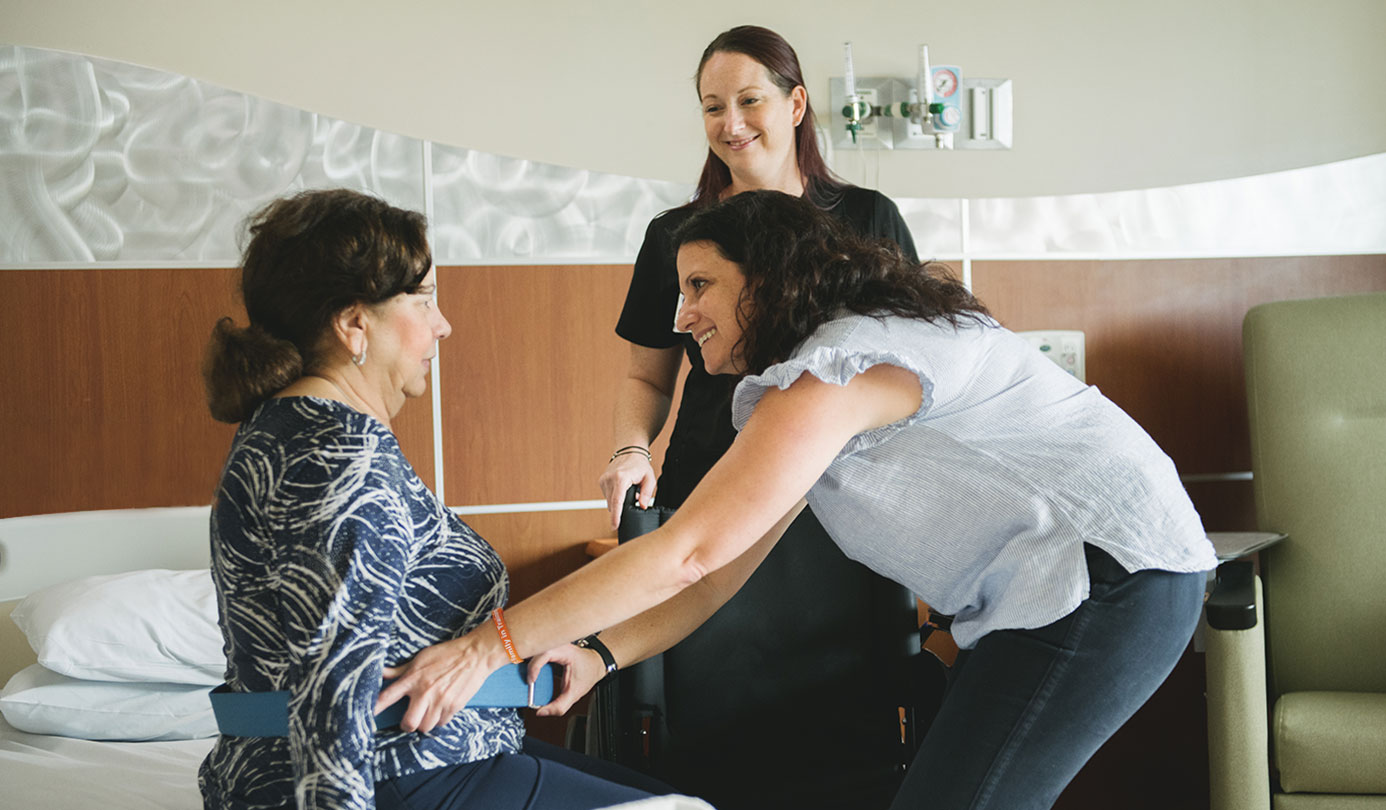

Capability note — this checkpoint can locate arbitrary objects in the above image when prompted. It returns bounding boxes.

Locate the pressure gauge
[934,68,960,98]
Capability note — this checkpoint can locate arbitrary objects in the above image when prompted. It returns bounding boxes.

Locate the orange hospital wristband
[491,608,523,664]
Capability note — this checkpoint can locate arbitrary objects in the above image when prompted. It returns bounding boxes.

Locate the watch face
[934,68,959,97]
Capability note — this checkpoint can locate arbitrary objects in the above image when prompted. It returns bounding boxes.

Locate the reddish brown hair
[691,26,844,205]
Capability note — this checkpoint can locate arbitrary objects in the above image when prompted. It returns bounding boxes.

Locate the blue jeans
[376,737,670,810]
[890,545,1207,810]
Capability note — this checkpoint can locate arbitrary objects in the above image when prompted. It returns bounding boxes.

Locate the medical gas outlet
[831,42,1012,151]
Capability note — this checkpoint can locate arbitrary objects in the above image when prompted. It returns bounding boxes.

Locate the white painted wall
[4,0,1384,199]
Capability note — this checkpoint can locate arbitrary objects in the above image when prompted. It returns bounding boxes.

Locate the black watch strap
[574,634,618,675]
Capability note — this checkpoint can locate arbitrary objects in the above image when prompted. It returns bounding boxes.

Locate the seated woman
[198,189,665,810]
[380,190,1219,810]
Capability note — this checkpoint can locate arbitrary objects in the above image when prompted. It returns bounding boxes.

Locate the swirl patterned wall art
[2,44,1383,266]
[0,46,426,263]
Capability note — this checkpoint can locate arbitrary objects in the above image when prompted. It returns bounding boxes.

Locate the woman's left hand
[528,642,608,718]
[377,630,503,733]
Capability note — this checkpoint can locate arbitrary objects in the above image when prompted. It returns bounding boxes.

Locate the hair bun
[202,317,303,423]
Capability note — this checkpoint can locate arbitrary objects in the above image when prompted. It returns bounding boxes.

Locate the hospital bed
[0,506,710,810]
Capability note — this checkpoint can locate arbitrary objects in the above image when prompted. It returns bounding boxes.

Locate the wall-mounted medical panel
[954,79,1012,151]
[827,77,903,150]
[828,74,1012,152]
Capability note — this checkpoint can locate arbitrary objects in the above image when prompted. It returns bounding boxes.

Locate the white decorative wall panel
[967,155,1386,257]
[0,46,423,263]
[895,197,964,258]
[2,44,1385,267]
[429,143,690,263]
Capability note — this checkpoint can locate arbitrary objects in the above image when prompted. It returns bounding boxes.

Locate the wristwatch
[574,634,618,676]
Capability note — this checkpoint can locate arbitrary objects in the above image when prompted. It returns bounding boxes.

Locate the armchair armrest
[1207,560,1258,630]
[1205,569,1271,810]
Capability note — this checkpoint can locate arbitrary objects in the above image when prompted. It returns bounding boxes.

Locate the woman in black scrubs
[595,24,924,810]
[602,24,918,516]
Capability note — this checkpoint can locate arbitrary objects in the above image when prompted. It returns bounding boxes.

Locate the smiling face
[368,266,451,409]
[676,241,751,375]
[698,51,807,195]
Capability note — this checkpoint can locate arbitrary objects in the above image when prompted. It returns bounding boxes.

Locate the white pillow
[9,569,224,685]
[0,664,218,740]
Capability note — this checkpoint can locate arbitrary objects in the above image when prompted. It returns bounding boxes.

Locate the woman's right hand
[377,628,508,734]
[528,643,608,718]
[598,452,656,529]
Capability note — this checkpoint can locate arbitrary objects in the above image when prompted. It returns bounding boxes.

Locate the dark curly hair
[202,189,432,423]
[672,190,989,375]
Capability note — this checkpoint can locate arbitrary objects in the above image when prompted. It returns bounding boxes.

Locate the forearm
[501,434,830,662]
[601,344,683,520]
[611,374,673,451]
[378,557,673,730]
[597,500,807,668]
[503,374,895,663]
[611,343,681,450]
[499,526,706,661]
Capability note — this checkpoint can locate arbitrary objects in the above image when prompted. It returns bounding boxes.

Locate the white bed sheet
[0,714,212,809]
[0,508,712,810]
[0,716,714,810]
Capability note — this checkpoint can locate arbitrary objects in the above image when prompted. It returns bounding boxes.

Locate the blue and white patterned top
[732,313,1217,649]
[198,397,523,810]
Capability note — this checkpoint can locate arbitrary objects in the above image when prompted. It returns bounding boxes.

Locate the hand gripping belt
[209,663,556,737]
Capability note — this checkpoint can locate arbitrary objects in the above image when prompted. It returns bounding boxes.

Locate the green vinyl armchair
[1205,292,1386,809]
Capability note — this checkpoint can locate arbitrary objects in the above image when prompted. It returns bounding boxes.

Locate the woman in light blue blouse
[198,189,663,810]
[383,190,1218,810]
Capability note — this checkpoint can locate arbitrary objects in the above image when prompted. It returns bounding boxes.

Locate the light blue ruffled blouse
[732,313,1216,649]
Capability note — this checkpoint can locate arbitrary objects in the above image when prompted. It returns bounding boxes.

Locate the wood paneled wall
[435,264,686,599]
[973,254,1386,533]
[0,268,435,519]
[437,264,636,506]
[5,255,1383,559]
[4,254,1385,807]
[436,263,686,508]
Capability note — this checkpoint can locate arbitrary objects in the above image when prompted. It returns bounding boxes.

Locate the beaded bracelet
[490,608,523,664]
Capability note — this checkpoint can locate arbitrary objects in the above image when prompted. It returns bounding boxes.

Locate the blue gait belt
[209,663,556,737]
